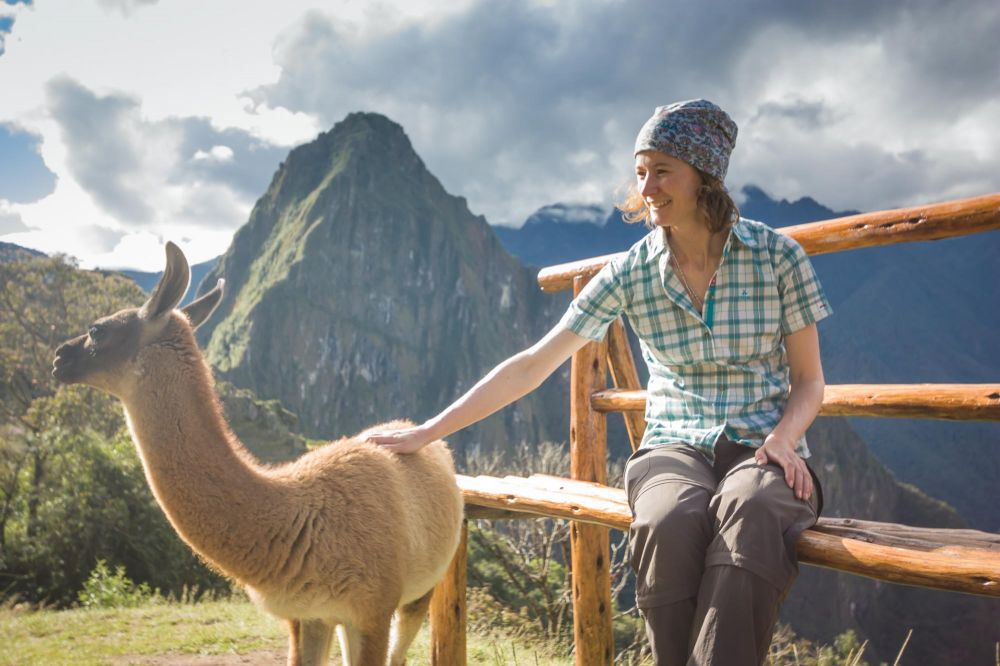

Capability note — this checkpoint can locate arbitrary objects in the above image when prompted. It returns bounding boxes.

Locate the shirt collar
[647,216,759,260]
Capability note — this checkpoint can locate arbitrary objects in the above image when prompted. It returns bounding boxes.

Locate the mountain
[492,204,647,267]
[0,240,46,262]
[491,186,862,269]
[192,112,570,452]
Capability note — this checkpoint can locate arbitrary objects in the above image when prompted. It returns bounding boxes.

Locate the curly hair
[617,168,739,234]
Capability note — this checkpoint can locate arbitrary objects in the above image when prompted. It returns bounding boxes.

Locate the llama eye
[89,326,103,340]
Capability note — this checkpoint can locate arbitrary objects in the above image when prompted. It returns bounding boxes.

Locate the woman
[366,99,831,665]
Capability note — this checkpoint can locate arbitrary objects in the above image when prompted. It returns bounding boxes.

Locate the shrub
[77,559,156,609]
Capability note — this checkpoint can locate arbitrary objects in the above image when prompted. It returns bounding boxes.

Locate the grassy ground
[0,598,574,666]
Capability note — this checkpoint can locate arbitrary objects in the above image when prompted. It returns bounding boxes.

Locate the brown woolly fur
[51,242,464,666]
[618,167,740,233]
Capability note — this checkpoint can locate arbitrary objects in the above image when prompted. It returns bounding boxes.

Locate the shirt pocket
[725,268,782,362]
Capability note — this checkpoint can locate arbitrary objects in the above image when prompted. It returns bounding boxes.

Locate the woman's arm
[754,322,825,501]
[364,324,591,453]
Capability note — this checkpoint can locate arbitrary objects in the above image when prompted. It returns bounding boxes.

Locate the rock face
[216,380,313,463]
[195,113,569,450]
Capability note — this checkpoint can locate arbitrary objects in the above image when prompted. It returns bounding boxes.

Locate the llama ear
[182,279,225,330]
[140,241,191,320]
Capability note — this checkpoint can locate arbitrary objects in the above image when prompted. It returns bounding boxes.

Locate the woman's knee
[632,481,712,548]
[706,463,818,589]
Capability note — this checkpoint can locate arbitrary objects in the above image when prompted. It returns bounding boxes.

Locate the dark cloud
[47,77,154,222]
[0,123,57,203]
[250,0,1000,222]
[751,100,838,130]
[45,77,286,229]
[169,118,286,199]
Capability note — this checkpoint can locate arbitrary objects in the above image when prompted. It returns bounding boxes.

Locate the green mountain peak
[194,111,565,445]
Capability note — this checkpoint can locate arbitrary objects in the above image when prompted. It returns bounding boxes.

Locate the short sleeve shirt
[558,217,832,462]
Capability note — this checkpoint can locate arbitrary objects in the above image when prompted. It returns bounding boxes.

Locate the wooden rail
[456,474,1000,598]
[536,192,1000,292]
[590,384,1000,421]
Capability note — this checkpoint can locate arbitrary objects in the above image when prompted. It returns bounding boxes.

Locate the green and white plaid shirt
[559,217,832,462]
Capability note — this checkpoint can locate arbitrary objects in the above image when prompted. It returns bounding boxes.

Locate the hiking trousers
[624,436,822,666]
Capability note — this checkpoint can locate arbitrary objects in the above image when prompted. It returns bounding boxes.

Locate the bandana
[634,99,738,181]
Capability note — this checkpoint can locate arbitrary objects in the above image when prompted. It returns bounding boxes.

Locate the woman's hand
[364,424,435,454]
[754,433,813,501]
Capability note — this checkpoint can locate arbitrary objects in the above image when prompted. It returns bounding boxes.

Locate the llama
[51,241,465,666]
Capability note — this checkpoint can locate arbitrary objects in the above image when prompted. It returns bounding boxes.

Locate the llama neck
[122,360,284,585]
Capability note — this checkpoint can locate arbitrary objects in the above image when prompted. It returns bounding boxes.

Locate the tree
[0,256,227,604]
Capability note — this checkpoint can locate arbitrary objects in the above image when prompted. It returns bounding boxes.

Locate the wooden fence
[430,192,1000,664]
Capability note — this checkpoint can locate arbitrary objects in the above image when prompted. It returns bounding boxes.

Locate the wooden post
[606,317,646,452]
[569,276,614,665]
[430,519,468,666]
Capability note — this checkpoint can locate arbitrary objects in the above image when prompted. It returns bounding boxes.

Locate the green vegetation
[1,595,881,666]
[0,255,229,606]
[0,596,576,666]
[77,560,156,609]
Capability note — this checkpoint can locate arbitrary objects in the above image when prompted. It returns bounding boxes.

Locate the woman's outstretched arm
[364,324,591,453]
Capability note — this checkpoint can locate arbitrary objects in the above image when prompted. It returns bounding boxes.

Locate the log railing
[428,192,1000,665]
[456,474,1000,598]
[592,384,1000,421]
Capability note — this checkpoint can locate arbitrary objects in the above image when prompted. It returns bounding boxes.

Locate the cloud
[0,123,57,202]
[94,0,157,16]
[45,76,287,228]
[0,205,30,234]
[250,0,1000,223]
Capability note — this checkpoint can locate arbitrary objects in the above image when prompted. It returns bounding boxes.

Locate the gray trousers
[624,437,821,666]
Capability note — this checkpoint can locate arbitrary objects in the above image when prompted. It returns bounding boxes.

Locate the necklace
[666,229,707,312]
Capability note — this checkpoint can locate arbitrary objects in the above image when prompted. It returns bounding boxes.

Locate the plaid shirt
[559,217,832,462]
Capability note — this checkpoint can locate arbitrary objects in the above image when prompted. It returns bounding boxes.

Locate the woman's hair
[617,167,740,234]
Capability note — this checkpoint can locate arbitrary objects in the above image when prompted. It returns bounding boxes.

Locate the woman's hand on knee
[755,433,813,501]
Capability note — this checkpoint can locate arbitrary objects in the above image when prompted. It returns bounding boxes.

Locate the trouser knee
[630,481,712,606]
[707,461,818,591]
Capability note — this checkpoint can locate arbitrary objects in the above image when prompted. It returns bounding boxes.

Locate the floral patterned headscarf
[634,99,738,182]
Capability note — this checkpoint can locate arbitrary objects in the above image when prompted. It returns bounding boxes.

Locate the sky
[0,0,998,271]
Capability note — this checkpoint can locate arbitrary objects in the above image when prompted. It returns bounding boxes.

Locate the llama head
[52,241,225,399]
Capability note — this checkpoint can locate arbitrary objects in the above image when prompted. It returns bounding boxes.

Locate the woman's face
[634,150,701,228]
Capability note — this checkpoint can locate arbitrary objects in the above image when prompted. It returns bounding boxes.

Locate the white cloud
[193,145,234,163]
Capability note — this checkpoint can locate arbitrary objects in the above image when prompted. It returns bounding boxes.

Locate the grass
[0,598,573,666]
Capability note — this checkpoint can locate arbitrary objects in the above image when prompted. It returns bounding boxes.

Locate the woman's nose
[639,176,656,198]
